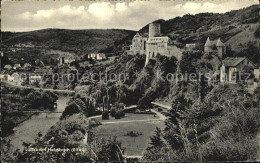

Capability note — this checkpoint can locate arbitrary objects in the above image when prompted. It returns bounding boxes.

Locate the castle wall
[145,43,182,65]
[130,36,147,55]
[204,46,212,53]
[217,46,226,58]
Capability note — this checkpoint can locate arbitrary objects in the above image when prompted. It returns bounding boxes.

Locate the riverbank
[2,96,71,162]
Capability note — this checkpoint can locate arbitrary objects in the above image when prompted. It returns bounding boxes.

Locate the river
[3,96,70,159]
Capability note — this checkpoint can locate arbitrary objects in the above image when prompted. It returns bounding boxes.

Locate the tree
[60,102,82,119]
[110,108,116,117]
[149,127,164,148]
[102,111,109,120]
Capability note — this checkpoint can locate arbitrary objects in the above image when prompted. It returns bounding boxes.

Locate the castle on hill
[127,23,182,65]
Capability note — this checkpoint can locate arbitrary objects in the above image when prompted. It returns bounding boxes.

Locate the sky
[1,0,258,32]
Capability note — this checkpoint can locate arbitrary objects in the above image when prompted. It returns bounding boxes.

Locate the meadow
[91,113,165,155]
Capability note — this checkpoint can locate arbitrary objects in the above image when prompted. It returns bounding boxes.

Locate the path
[151,102,171,110]
[2,81,75,93]
[102,119,161,124]
[151,109,167,121]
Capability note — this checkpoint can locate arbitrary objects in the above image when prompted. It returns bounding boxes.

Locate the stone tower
[204,37,212,53]
[149,23,161,37]
[216,38,226,59]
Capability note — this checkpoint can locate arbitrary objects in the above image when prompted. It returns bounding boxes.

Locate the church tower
[216,38,226,59]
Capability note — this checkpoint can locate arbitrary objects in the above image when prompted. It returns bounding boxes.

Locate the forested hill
[139,5,259,51]
[1,29,136,54]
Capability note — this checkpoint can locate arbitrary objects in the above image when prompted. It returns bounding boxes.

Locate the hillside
[2,29,135,54]
[138,5,259,56]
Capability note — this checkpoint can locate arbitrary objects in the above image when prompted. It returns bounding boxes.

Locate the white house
[96,53,106,60]
[30,75,42,84]
[88,53,106,60]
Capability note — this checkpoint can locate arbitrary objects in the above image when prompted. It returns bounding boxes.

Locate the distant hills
[2,29,136,55]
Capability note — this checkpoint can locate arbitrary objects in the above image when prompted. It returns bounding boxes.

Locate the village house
[185,43,197,51]
[35,68,53,76]
[253,68,260,88]
[220,57,255,83]
[4,65,12,70]
[88,53,97,60]
[58,55,75,65]
[23,63,32,70]
[6,74,14,82]
[30,75,42,84]
[96,53,106,60]
[13,64,22,70]
[254,68,260,79]
[88,53,106,61]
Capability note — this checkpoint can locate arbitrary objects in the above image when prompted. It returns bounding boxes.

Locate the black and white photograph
[1,0,260,162]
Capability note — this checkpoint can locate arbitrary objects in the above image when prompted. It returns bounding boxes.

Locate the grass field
[91,113,165,156]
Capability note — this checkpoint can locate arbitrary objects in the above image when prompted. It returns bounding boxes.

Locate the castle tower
[204,37,212,53]
[149,23,161,37]
[216,38,226,59]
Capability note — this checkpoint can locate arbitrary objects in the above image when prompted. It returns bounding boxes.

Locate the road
[2,81,75,93]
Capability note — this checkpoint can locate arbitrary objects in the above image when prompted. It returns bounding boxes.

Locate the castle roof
[205,37,225,47]
[223,57,246,67]
[216,38,225,46]
[205,37,211,46]
[134,32,141,37]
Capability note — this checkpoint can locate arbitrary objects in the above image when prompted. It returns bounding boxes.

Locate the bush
[115,110,125,119]
[110,109,116,117]
[102,111,109,120]
[124,131,143,137]
[115,112,121,119]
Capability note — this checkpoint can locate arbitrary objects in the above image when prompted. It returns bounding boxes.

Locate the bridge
[20,110,64,118]
[21,111,63,113]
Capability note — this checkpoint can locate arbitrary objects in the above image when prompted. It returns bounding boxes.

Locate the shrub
[110,109,116,117]
[115,112,121,119]
[102,111,109,120]
[115,110,125,119]
[124,131,143,137]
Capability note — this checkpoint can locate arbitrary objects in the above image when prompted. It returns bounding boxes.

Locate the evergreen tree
[149,127,164,148]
